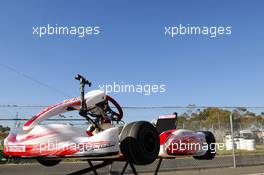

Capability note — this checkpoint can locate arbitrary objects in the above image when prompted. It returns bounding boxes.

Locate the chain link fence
[1,105,264,171]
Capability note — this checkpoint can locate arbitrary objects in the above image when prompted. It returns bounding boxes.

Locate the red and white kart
[4,75,215,168]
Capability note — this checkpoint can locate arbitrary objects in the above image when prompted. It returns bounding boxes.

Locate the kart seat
[155,113,177,134]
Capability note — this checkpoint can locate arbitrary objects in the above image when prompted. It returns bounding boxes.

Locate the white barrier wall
[225,137,256,151]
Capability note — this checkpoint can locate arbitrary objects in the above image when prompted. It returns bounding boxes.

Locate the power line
[0,118,85,121]
[0,104,264,109]
[0,105,48,108]
[0,63,70,98]
[121,106,264,109]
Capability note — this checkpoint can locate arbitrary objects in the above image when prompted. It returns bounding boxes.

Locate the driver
[86,116,112,136]
[98,117,113,131]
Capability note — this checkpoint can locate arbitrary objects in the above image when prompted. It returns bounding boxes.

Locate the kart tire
[120,121,160,165]
[193,131,216,160]
[37,159,61,166]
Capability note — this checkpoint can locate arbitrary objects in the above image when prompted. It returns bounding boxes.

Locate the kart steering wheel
[105,95,123,121]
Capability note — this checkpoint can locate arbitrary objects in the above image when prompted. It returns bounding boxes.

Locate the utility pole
[218,112,221,130]
[230,113,236,168]
[14,112,18,128]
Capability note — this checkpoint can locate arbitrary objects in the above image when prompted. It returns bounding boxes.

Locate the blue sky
[0,1,264,123]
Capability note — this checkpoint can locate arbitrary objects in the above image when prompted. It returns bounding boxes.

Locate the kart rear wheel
[193,131,216,160]
[37,159,61,167]
[120,121,160,165]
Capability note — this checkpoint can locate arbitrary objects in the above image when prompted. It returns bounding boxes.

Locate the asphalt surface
[1,155,264,175]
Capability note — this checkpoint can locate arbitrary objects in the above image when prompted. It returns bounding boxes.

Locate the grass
[0,145,3,151]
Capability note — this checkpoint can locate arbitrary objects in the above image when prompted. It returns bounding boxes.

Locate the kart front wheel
[120,121,160,165]
[37,159,61,167]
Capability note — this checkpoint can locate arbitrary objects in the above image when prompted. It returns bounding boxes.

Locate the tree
[0,125,10,139]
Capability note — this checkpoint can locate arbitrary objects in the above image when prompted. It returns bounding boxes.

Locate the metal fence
[1,105,264,171]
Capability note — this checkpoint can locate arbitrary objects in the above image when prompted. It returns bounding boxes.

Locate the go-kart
[4,75,215,173]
